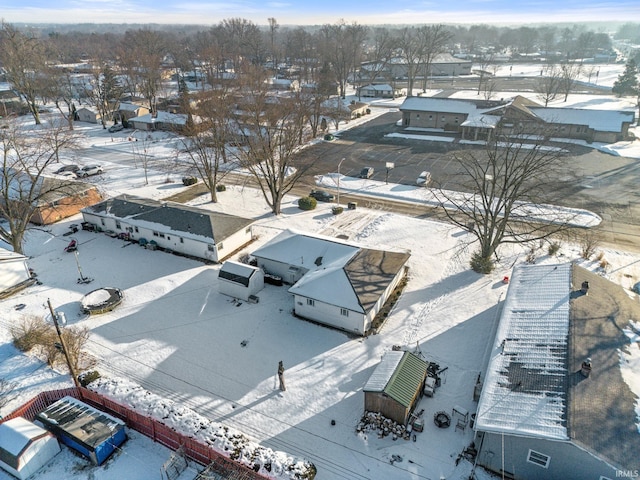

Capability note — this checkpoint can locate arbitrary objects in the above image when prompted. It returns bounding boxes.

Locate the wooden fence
[2,387,269,480]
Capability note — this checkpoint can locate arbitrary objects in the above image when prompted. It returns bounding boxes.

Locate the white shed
[0,248,31,294]
[0,417,61,480]
[218,261,264,301]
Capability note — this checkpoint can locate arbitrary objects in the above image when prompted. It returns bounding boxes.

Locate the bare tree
[394,27,423,97]
[0,120,79,253]
[535,64,562,106]
[418,25,454,93]
[320,21,368,99]
[433,125,575,273]
[558,61,583,101]
[180,89,234,202]
[0,378,17,410]
[0,22,48,124]
[44,66,80,130]
[230,66,315,215]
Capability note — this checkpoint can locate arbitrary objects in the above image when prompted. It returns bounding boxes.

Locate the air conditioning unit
[248,295,259,304]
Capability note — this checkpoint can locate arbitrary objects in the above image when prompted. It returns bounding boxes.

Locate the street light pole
[337,157,345,206]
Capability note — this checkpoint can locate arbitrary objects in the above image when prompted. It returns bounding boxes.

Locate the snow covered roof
[253,230,409,313]
[133,111,189,126]
[0,417,51,457]
[83,194,253,243]
[460,114,500,128]
[476,263,571,441]
[219,260,260,285]
[118,102,146,112]
[364,351,404,392]
[400,97,482,115]
[529,107,635,133]
[361,84,394,91]
[0,248,27,262]
[251,229,359,273]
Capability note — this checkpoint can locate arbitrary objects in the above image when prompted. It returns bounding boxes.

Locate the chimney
[580,357,592,378]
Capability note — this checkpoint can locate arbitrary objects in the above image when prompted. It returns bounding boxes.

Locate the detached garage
[363,351,428,425]
[218,260,264,301]
[35,396,126,466]
[0,417,61,480]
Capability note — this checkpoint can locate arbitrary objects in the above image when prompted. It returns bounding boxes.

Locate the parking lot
[296,110,640,251]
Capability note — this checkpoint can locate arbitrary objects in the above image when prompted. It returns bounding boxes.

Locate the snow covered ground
[1,79,640,480]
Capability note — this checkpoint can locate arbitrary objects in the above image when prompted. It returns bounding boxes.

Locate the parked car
[359,167,374,179]
[57,171,78,179]
[309,189,335,202]
[416,171,432,187]
[76,165,103,177]
[108,124,124,133]
[55,164,79,174]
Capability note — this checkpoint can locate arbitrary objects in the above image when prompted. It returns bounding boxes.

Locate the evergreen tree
[612,59,639,97]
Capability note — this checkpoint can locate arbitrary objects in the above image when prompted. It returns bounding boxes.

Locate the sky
[2,0,639,26]
[1,81,640,479]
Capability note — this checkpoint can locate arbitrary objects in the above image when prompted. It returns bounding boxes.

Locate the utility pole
[47,299,80,388]
[337,157,345,206]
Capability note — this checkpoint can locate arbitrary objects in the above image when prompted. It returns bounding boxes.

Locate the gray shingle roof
[84,194,252,242]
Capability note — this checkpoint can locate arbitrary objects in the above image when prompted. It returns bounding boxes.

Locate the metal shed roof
[364,351,428,408]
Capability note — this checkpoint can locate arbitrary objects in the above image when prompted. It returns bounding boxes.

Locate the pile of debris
[356,411,409,440]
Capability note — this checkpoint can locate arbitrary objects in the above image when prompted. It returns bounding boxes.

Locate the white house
[0,417,61,480]
[218,260,264,301]
[75,107,101,124]
[81,194,254,263]
[251,230,410,335]
[0,248,31,295]
[358,84,400,98]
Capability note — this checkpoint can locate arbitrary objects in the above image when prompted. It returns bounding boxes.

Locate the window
[428,115,433,119]
[116,221,121,229]
[167,236,170,240]
[526,450,550,468]
[179,238,184,244]
[153,231,159,237]
[207,244,215,252]
[159,233,165,238]
[245,227,251,234]
[100,219,105,226]
[306,298,315,307]
[217,242,223,250]
[134,226,139,233]
[340,308,349,317]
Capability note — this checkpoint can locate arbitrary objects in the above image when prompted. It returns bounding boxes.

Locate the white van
[416,171,431,186]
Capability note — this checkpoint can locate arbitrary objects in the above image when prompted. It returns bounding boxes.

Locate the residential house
[474,263,640,479]
[117,102,150,124]
[81,194,254,263]
[363,351,428,425]
[0,170,102,225]
[36,396,126,466]
[0,417,61,480]
[251,229,410,335]
[31,177,102,225]
[74,107,101,124]
[358,84,401,98]
[129,111,196,133]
